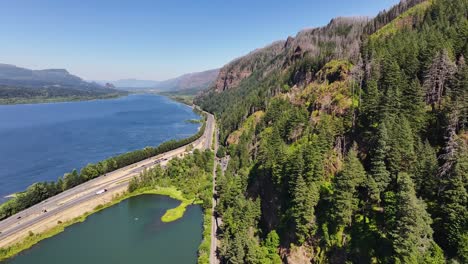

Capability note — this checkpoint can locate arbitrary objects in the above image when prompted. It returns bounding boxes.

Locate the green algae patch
[161,200,193,222]
[143,186,194,223]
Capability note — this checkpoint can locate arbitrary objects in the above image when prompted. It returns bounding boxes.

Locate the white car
[95,189,107,195]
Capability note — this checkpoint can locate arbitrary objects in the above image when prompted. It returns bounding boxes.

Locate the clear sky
[0,0,400,81]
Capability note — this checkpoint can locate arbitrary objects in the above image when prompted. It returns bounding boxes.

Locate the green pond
[4,195,203,264]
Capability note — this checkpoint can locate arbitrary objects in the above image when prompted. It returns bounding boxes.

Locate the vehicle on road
[95,189,107,195]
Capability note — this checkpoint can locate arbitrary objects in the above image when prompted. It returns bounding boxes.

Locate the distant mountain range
[0,64,124,104]
[0,63,82,84]
[100,68,219,94]
[101,79,161,88]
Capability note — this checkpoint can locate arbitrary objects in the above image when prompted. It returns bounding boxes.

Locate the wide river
[4,195,203,264]
[0,94,199,202]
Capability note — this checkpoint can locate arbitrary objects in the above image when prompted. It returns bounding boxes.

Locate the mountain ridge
[0,64,125,104]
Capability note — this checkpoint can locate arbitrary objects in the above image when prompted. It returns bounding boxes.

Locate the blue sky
[0,0,399,80]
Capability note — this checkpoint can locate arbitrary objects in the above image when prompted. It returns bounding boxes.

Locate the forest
[196,0,467,263]
[0,112,206,220]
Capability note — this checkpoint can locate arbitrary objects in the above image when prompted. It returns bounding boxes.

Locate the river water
[4,195,203,264]
[0,94,199,202]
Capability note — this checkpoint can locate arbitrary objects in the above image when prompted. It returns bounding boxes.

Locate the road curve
[0,110,215,248]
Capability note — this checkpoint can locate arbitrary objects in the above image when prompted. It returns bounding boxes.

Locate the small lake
[0,94,199,202]
[4,195,203,264]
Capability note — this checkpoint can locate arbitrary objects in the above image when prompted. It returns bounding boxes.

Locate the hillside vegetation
[196,0,467,263]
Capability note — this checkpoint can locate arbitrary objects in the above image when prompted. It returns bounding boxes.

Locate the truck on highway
[95,189,107,195]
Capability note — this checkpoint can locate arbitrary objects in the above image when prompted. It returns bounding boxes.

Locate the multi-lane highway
[0,111,215,248]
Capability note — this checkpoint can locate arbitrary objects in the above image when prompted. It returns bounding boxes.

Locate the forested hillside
[195,0,467,263]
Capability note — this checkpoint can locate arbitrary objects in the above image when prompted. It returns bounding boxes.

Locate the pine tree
[361,77,381,128]
[380,55,403,117]
[402,79,427,133]
[391,173,444,264]
[412,140,438,199]
[386,116,415,175]
[331,147,366,228]
[369,123,391,197]
[286,149,305,196]
[434,139,468,260]
[291,173,318,244]
[302,141,324,184]
[263,230,282,263]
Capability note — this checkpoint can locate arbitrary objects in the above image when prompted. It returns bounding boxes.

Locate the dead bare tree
[437,110,459,181]
[423,50,456,108]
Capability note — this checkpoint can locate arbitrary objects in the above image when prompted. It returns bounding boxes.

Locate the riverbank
[0,93,125,105]
[157,90,196,106]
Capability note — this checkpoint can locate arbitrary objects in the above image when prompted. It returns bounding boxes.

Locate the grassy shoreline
[0,93,125,105]
[0,186,194,261]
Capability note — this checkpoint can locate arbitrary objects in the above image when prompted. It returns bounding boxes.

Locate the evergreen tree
[402,79,427,133]
[263,230,282,264]
[331,147,366,228]
[369,122,391,197]
[386,116,416,175]
[291,173,318,244]
[434,140,468,261]
[286,149,305,197]
[392,173,444,264]
[302,140,324,184]
[412,140,438,199]
[361,77,381,127]
[380,55,403,117]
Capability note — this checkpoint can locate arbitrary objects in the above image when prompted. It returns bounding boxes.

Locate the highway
[0,111,215,248]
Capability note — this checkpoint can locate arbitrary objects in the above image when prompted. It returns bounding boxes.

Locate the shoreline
[0,186,195,261]
[0,93,126,106]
